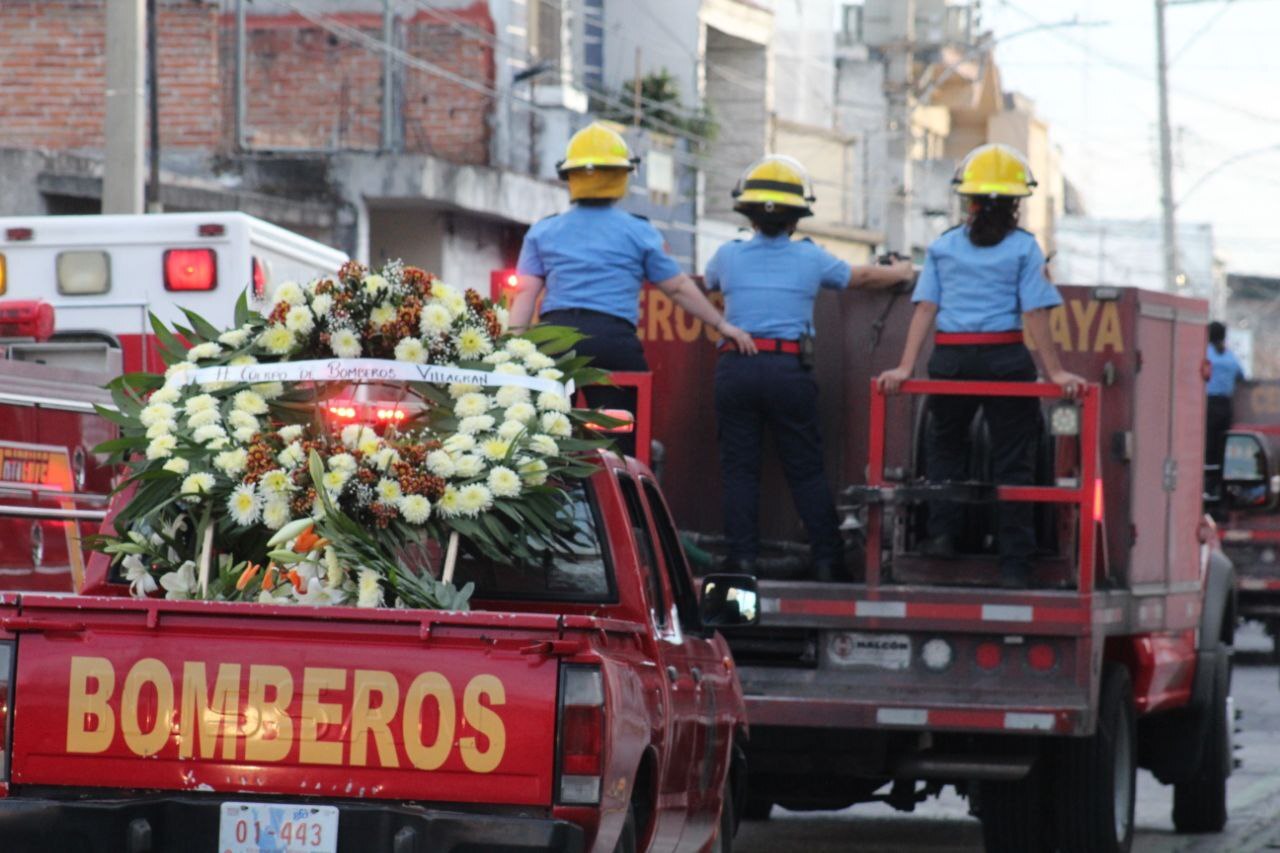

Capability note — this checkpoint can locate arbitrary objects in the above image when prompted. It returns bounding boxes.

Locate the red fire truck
[620,281,1233,853]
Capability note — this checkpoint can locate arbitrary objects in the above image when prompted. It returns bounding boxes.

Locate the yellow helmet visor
[568,168,630,201]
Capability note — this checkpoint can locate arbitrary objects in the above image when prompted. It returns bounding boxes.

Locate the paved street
[736,624,1280,853]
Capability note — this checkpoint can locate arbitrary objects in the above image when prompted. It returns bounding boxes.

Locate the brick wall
[0,0,220,151]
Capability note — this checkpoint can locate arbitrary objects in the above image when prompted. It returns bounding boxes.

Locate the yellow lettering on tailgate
[350,670,400,768]
[403,672,455,771]
[299,667,346,765]
[1070,300,1099,352]
[66,656,116,754]
[674,305,701,343]
[121,658,174,757]
[460,674,507,774]
[648,291,675,342]
[1095,302,1124,353]
[244,664,294,763]
[179,662,242,760]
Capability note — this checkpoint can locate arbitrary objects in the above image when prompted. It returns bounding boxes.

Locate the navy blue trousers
[715,352,842,566]
[926,342,1039,570]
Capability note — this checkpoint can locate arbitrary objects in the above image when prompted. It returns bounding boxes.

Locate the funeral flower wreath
[93,260,613,610]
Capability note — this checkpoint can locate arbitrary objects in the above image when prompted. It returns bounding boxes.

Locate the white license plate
[218,802,339,853]
[830,632,912,670]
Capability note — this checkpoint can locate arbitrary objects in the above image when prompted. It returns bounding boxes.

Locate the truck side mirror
[1223,432,1278,510]
[699,573,759,629]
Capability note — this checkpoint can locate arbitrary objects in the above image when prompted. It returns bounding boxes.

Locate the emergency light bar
[0,301,55,341]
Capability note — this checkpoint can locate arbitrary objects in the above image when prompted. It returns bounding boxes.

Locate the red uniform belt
[935,331,1023,346]
[722,337,801,354]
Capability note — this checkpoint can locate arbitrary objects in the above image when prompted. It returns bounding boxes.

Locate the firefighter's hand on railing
[876,366,912,394]
[1049,369,1087,398]
[718,320,758,355]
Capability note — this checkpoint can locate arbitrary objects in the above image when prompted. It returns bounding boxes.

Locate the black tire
[1173,646,1230,833]
[979,769,1050,852]
[709,776,735,853]
[742,795,773,821]
[613,801,637,853]
[1053,665,1136,853]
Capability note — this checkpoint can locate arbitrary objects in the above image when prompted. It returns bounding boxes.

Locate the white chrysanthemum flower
[528,434,559,457]
[370,304,396,328]
[504,402,537,423]
[180,472,215,495]
[232,427,256,443]
[218,327,252,348]
[214,448,248,477]
[459,415,496,435]
[394,337,427,364]
[184,394,217,415]
[311,293,334,317]
[453,454,484,478]
[278,441,305,468]
[537,391,571,413]
[498,419,526,441]
[488,466,521,498]
[443,291,467,317]
[437,485,461,517]
[341,424,362,449]
[273,281,305,306]
[279,424,304,443]
[328,453,357,473]
[357,436,381,456]
[494,305,510,333]
[483,351,512,366]
[262,498,292,530]
[357,569,383,608]
[164,361,197,383]
[376,478,403,503]
[537,368,565,382]
[208,437,230,450]
[519,457,549,486]
[494,362,528,377]
[495,385,530,407]
[140,402,176,428]
[363,274,389,296]
[187,408,221,429]
[146,434,177,460]
[372,447,400,471]
[426,450,455,478]
[458,484,493,516]
[524,352,556,371]
[456,327,493,359]
[260,469,294,495]
[479,437,511,461]
[227,410,258,431]
[325,547,343,589]
[322,470,349,494]
[398,494,432,524]
[228,484,260,526]
[253,382,285,400]
[541,412,572,438]
[231,355,259,370]
[193,424,228,444]
[454,393,490,418]
[285,305,315,335]
[505,338,537,359]
[448,383,481,399]
[330,328,361,358]
[419,303,453,336]
[146,420,176,439]
[258,325,295,355]
[149,385,181,405]
[431,281,458,301]
[443,434,476,453]
[233,390,268,416]
[163,457,190,475]
[186,342,222,362]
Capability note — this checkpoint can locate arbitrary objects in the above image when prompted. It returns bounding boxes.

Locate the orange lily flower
[235,562,262,591]
[262,565,277,591]
[287,569,307,594]
[293,525,321,553]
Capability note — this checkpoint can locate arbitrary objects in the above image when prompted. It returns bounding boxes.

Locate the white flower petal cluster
[186,342,222,362]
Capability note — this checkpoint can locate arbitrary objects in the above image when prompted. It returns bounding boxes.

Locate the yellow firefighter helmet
[732,155,815,216]
[952,144,1037,197]
[556,122,638,178]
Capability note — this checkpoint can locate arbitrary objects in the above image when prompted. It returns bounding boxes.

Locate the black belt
[540,308,636,330]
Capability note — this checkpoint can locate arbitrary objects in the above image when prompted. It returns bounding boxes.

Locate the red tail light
[197,223,226,237]
[164,249,217,291]
[252,257,268,300]
[975,642,1002,671]
[327,404,358,420]
[489,269,520,302]
[1027,643,1057,672]
[375,408,407,423]
[4,228,32,242]
[557,665,603,805]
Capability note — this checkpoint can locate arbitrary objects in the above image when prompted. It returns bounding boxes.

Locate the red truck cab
[0,453,752,852]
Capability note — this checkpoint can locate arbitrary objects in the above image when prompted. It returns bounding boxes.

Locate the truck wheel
[742,795,773,821]
[978,771,1049,852]
[1054,665,1136,853]
[613,802,637,853]
[1172,646,1230,833]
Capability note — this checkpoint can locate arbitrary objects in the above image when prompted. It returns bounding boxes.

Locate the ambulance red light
[0,301,55,341]
[164,249,217,292]
[1027,643,1057,672]
[4,228,32,242]
[328,405,358,420]
[252,257,268,300]
[975,642,1002,671]
[375,408,407,422]
[197,223,226,237]
[489,269,520,302]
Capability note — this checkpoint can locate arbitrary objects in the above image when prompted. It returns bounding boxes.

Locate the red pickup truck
[0,452,754,853]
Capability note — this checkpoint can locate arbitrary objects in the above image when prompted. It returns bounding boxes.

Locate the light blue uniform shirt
[704,233,853,340]
[1206,345,1245,397]
[516,205,682,326]
[913,227,1062,332]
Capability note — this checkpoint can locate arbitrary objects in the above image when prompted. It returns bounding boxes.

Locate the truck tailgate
[7,595,560,806]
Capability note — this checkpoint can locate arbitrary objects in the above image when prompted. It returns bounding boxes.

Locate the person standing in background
[1205,320,1246,495]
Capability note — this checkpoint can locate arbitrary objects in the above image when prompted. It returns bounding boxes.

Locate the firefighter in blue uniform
[709,155,914,580]
[877,144,1084,587]
[510,122,755,438]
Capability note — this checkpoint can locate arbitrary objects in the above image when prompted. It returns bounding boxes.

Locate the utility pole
[146,0,162,212]
[104,0,146,214]
[1154,0,1179,291]
[381,0,396,152]
[884,0,916,253]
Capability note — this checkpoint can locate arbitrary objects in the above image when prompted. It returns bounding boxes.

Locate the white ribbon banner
[169,359,574,399]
